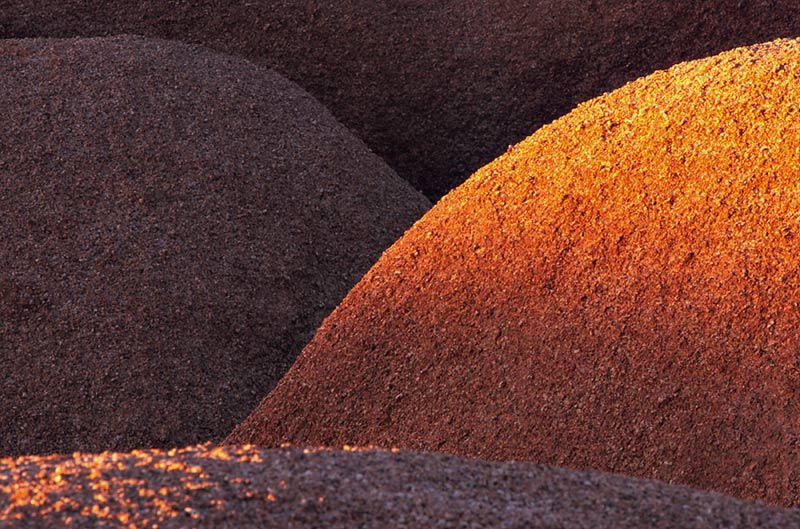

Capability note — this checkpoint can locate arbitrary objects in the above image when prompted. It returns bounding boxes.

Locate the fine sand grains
[0,35,429,456]
[228,38,800,507]
[3,444,800,528]
[3,1,800,198]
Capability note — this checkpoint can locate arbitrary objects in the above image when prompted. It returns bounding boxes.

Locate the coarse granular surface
[2,2,800,199]
[2,444,800,529]
[0,35,430,457]
[228,38,800,507]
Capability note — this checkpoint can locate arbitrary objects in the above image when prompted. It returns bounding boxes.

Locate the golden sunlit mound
[0,35,429,457]
[229,38,800,506]
[3,445,799,528]
[3,2,800,198]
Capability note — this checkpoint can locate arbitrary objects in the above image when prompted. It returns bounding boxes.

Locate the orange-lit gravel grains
[228,38,800,507]
[0,445,261,527]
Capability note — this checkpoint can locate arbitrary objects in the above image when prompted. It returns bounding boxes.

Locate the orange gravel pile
[229,38,800,506]
[3,444,800,528]
[2,2,800,198]
[0,35,429,456]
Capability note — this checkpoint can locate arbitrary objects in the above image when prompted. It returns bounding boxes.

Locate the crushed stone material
[228,38,800,507]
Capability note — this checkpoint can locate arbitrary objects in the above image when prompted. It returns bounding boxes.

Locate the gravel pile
[2,2,800,198]
[3,444,800,528]
[0,35,429,457]
[229,38,800,507]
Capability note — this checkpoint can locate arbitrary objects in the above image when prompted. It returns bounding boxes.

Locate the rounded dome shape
[229,38,800,506]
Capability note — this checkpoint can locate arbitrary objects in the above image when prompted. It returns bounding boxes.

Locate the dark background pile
[3,1,800,199]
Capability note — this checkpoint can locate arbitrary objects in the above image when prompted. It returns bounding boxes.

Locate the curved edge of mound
[226,37,800,507]
[2,444,800,528]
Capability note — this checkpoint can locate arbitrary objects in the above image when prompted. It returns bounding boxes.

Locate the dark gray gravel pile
[0,35,429,457]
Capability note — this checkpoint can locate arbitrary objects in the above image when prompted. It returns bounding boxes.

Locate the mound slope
[3,445,799,528]
[0,35,429,456]
[228,39,800,506]
[2,2,800,199]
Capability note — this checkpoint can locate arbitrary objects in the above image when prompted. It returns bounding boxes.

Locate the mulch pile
[3,444,800,528]
[2,2,800,199]
[228,38,800,507]
[0,35,429,457]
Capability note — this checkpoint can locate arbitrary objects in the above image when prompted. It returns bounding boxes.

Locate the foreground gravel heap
[3,1,800,198]
[229,38,800,506]
[0,35,429,456]
[2,444,799,528]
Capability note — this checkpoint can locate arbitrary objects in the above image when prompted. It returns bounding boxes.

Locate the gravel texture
[2,444,800,528]
[0,35,429,457]
[2,2,800,198]
[229,38,800,507]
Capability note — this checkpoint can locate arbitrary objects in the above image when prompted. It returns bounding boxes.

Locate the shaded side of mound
[0,35,429,457]
[2,2,800,199]
[2,445,799,528]
[228,39,800,507]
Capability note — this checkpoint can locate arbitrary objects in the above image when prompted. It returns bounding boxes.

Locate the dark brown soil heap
[3,445,799,528]
[0,35,429,457]
[228,39,800,507]
[3,2,800,199]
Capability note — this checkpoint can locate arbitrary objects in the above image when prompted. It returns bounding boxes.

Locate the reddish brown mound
[228,39,800,507]
[0,35,429,457]
[2,2,800,199]
[2,445,799,528]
